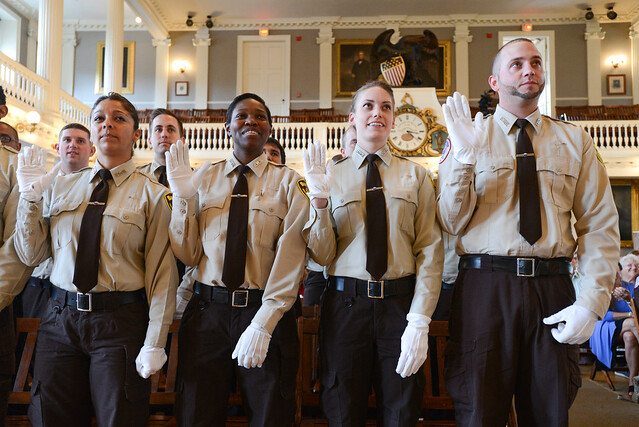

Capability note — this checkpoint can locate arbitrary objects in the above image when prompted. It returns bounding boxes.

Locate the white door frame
[236,35,291,114]
[498,31,556,117]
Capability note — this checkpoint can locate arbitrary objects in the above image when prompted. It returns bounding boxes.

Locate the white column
[192,27,211,109]
[454,23,473,97]
[26,19,37,71]
[104,0,124,94]
[36,0,63,118]
[61,27,77,95]
[316,25,334,109]
[153,38,171,108]
[630,22,639,104]
[585,21,605,105]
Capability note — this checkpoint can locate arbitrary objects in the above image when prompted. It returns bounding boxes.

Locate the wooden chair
[7,318,40,425]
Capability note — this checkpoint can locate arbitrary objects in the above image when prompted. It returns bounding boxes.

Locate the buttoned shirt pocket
[389,188,418,236]
[200,195,226,241]
[103,206,145,255]
[250,197,286,250]
[48,199,83,250]
[331,190,362,238]
[537,157,579,211]
[475,157,515,204]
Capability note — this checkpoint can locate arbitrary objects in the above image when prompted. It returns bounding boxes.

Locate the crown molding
[4,0,37,19]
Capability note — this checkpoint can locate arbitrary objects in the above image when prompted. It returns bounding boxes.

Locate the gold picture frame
[335,39,451,97]
[95,41,135,94]
[610,179,639,247]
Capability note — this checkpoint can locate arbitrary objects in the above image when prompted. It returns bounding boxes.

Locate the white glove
[302,140,329,200]
[442,92,484,165]
[543,304,598,345]
[165,140,211,198]
[396,313,431,378]
[17,147,61,202]
[232,322,272,369]
[175,294,188,318]
[135,345,167,379]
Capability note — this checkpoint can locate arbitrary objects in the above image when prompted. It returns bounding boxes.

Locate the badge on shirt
[297,179,310,201]
[164,193,173,211]
[439,138,451,164]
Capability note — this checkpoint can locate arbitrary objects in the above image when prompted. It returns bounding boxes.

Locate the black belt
[51,286,146,312]
[28,277,52,289]
[459,255,571,277]
[194,281,263,307]
[328,275,415,299]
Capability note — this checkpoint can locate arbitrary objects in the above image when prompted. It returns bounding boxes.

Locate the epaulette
[1,145,18,154]
[334,156,349,165]
[544,114,578,127]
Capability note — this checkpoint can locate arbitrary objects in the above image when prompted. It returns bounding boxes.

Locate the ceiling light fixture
[186,14,193,27]
[585,8,594,20]
[607,6,617,20]
[206,15,213,29]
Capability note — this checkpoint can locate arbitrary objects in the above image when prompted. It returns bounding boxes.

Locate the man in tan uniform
[437,38,619,426]
[14,123,95,319]
[138,108,183,185]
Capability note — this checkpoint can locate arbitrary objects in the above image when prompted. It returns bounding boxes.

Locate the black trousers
[28,298,150,427]
[13,277,52,319]
[0,305,15,427]
[320,286,424,427]
[175,294,299,427]
[445,269,581,427]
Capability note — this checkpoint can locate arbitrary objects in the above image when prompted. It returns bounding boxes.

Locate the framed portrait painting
[95,41,135,94]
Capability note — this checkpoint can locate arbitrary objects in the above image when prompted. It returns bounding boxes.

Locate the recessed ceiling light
[135,16,142,24]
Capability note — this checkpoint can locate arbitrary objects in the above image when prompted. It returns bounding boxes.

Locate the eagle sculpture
[371,29,441,87]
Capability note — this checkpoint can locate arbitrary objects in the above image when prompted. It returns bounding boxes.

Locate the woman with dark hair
[167,92,308,426]
[13,92,177,426]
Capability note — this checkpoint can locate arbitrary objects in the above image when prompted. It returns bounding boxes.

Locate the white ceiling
[5,0,639,27]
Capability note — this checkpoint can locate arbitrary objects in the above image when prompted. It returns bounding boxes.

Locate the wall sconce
[173,60,190,74]
[16,111,40,133]
[607,55,626,68]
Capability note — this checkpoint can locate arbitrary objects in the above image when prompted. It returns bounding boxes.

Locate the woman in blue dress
[590,254,639,395]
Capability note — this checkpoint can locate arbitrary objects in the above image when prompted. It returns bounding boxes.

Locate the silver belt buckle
[367,280,385,299]
[76,292,92,312]
[516,258,535,277]
[231,290,249,307]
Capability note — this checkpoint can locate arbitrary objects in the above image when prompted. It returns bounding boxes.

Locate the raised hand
[17,146,61,202]
[165,140,211,198]
[302,140,329,200]
[442,92,485,165]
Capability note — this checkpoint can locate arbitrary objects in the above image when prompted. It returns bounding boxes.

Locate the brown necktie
[515,119,542,245]
[73,169,112,293]
[221,165,250,291]
[365,154,388,280]
[157,165,169,187]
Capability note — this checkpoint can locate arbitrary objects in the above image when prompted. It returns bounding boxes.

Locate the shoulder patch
[297,179,310,201]
[164,192,173,211]
[439,138,451,164]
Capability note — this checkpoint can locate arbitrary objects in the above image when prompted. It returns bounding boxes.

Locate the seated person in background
[590,254,639,396]
[263,137,286,164]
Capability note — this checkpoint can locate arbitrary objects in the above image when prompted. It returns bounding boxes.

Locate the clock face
[388,112,428,153]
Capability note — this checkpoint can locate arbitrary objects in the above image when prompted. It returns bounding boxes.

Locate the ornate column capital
[453,23,473,44]
[193,27,211,47]
[316,25,334,45]
[152,38,172,48]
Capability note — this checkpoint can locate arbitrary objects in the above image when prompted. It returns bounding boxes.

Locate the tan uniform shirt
[0,146,33,309]
[304,144,444,318]
[138,160,164,183]
[169,153,309,334]
[14,159,178,347]
[442,232,459,285]
[436,105,620,318]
